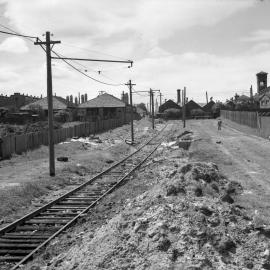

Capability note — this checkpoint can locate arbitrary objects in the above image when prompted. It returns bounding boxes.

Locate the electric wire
[0,30,37,39]
[61,42,129,61]
[0,25,129,87]
[51,49,125,86]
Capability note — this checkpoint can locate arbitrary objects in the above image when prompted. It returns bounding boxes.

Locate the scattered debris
[57,157,69,162]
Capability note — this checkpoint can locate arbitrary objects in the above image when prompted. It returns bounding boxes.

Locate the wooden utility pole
[182,87,186,128]
[125,80,136,143]
[150,89,155,129]
[35,32,60,176]
[149,89,152,118]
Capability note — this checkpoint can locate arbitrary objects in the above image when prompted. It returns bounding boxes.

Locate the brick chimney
[177,89,181,104]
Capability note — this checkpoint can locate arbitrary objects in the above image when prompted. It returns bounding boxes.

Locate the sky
[0,0,270,105]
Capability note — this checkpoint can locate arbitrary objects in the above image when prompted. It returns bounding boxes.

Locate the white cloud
[0,68,19,81]
[0,37,29,53]
[0,0,263,103]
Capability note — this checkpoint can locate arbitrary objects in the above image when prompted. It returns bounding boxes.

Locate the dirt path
[188,119,270,224]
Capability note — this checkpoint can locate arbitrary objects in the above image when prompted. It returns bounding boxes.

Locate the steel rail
[0,124,169,269]
[0,125,166,236]
[10,126,168,270]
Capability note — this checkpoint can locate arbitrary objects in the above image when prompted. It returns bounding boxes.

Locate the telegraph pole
[149,89,152,118]
[125,80,136,143]
[150,89,155,129]
[35,32,60,176]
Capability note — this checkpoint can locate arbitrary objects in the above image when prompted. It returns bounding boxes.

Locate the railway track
[0,123,172,269]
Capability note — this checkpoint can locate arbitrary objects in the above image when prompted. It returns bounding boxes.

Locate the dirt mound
[31,161,269,270]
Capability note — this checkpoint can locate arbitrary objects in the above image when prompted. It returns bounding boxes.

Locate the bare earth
[188,119,270,223]
[2,119,270,270]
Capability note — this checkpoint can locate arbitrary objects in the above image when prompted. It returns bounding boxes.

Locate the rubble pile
[38,161,270,270]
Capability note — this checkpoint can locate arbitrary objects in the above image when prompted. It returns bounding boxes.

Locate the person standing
[217,119,222,130]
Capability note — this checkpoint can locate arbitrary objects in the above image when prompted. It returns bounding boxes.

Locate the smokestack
[250,85,253,102]
[75,97,78,105]
[81,94,85,103]
[78,92,80,104]
[70,95,73,103]
[84,93,87,101]
[206,91,208,104]
[177,89,181,104]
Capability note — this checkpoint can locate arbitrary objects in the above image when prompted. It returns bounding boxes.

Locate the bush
[28,104,46,120]
[164,108,181,119]
[190,108,205,117]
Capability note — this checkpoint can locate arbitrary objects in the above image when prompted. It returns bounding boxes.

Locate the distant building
[257,71,268,94]
[203,100,215,113]
[78,93,127,122]
[255,71,270,109]
[0,92,40,111]
[185,100,202,116]
[259,93,270,109]
[20,96,69,115]
[159,99,181,113]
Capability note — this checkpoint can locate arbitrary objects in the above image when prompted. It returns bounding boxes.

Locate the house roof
[203,100,215,112]
[185,100,202,111]
[159,99,181,113]
[79,93,126,108]
[259,92,270,100]
[20,96,67,110]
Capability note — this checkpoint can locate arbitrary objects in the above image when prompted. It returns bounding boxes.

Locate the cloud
[0,37,29,53]
[0,68,19,81]
[242,29,270,42]
[0,0,262,102]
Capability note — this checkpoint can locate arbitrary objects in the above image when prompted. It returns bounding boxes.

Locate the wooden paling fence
[221,110,270,138]
[0,118,124,159]
[220,110,258,128]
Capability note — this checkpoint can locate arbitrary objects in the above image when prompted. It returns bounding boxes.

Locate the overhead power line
[0,25,131,86]
[51,49,125,86]
[0,30,37,39]
[61,42,129,61]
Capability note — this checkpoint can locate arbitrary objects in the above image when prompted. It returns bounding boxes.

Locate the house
[185,100,203,117]
[78,93,127,122]
[0,92,40,111]
[203,100,215,113]
[259,93,270,109]
[20,96,68,114]
[159,99,181,113]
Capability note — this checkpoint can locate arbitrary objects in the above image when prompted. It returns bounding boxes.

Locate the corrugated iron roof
[78,93,125,108]
[20,96,67,110]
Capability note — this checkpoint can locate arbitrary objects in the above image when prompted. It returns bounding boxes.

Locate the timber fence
[220,110,258,128]
[221,110,270,138]
[0,118,125,159]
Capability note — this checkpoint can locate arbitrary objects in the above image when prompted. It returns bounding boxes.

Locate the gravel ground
[17,121,270,270]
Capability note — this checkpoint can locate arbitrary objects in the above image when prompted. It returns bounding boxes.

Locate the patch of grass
[0,176,70,218]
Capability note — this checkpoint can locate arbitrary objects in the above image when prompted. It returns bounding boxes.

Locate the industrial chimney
[177,89,181,104]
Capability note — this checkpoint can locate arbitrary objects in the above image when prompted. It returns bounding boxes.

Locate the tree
[164,108,181,119]
[136,103,147,112]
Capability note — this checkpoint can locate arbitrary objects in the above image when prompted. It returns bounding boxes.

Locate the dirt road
[188,119,270,224]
